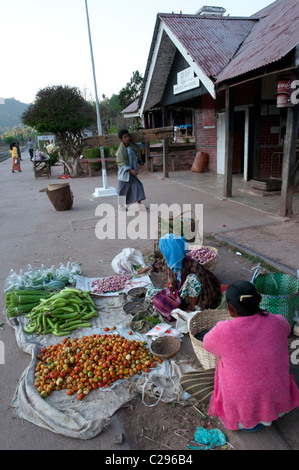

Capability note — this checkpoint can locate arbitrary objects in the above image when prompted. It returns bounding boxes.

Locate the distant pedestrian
[16,141,22,160]
[27,137,34,160]
[10,142,21,173]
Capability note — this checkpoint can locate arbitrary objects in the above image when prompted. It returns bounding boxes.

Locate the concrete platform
[0,152,298,451]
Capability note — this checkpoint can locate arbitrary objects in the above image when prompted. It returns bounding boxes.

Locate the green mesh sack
[253,272,299,327]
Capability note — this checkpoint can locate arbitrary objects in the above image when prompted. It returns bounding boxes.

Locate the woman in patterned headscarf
[138,234,222,311]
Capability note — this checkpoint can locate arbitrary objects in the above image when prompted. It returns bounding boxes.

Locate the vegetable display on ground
[24,287,97,336]
[91,275,131,294]
[35,333,163,400]
[187,246,217,264]
[5,290,52,317]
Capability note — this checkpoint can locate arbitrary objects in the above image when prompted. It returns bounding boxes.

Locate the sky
[0,0,274,105]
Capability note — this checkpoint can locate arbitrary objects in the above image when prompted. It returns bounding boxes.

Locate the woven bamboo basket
[127,287,147,299]
[151,336,181,359]
[123,299,148,315]
[40,183,73,211]
[187,245,218,271]
[253,272,299,327]
[189,310,231,369]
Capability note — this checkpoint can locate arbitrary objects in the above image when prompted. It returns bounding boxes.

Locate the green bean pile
[5,290,52,317]
[24,287,98,336]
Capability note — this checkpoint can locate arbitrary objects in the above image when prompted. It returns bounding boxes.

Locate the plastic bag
[145,324,171,337]
[111,248,146,275]
[4,262,82,292]
[145,324,182,338]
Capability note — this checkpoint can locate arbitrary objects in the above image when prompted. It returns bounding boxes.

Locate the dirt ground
[117,237,277,451]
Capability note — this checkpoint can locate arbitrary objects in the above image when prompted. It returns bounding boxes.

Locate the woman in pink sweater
[202,280,299,431]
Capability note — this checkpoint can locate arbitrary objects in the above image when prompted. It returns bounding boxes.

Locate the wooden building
[137,0,299,215]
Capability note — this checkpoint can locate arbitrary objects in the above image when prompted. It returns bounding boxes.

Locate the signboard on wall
[174,67,200,95]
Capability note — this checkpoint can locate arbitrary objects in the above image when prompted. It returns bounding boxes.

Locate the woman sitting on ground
[180,280,299,432]
[115,129,147,211]
[138,233,222,312]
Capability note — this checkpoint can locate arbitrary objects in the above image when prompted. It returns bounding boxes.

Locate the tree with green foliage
[118,70,143,110]
[22,85,97,177]
[1,125,36,146]
[99,94,121,134]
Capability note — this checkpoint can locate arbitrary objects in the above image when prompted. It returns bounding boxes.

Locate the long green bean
[23,288,97,336]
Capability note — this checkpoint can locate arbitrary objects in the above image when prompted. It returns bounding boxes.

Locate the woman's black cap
[226,280,263,316]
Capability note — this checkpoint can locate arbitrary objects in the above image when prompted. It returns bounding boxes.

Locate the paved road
[0,152,298,450]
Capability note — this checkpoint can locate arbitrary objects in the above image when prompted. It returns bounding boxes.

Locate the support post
[146,142,151,172]
[280,105,299,216]
[252,79,262,180]
[163,139,169,178]
[223,86,234,198]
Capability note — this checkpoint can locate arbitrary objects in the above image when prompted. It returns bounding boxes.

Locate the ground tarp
[8,286,197,440]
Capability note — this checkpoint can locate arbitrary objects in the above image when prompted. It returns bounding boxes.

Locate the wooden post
[252,78,262,179]
[145,142,151,172]
[163,139,169,178]
[223,86,234,198]
[280,105,299,216]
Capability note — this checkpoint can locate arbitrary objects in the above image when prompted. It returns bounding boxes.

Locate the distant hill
[0,98,31,132]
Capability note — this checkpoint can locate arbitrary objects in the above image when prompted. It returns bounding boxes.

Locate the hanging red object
[275,76,294,108]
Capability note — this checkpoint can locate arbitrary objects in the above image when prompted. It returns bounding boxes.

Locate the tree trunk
[58,151,83,178]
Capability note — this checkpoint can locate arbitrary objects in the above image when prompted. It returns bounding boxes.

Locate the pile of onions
[91,275,131,294]
[187,246,217,264]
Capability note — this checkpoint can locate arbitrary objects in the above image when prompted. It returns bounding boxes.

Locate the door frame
[217,107,250,180]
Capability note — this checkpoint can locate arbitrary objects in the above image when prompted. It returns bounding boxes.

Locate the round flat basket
[127,287,147,299]
[47,183,70,191]
[123,299,148,315]
[187,245,218,271]
[151,336,181,359]
[189,310,230,369]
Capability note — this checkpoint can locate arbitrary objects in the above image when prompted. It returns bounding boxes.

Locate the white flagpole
[84,0,117,197]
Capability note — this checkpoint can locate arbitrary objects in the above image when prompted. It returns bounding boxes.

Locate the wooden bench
[80,158,116,177]
[147,154,178,172]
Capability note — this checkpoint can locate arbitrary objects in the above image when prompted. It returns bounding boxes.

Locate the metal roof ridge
[158,13,257,21]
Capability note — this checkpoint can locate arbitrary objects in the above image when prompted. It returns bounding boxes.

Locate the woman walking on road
[10,142,21,173]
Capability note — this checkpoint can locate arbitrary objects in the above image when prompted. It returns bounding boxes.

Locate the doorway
[233,111,245,173]
[217,109,250,179]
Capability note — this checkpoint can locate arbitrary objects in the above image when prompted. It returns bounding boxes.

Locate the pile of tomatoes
[34,332,163,401]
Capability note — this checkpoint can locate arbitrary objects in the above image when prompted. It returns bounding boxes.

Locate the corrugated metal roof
[216,0,299,83]
[139,0,299,112]
[121,98,139,114]
[160,14,256,79]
